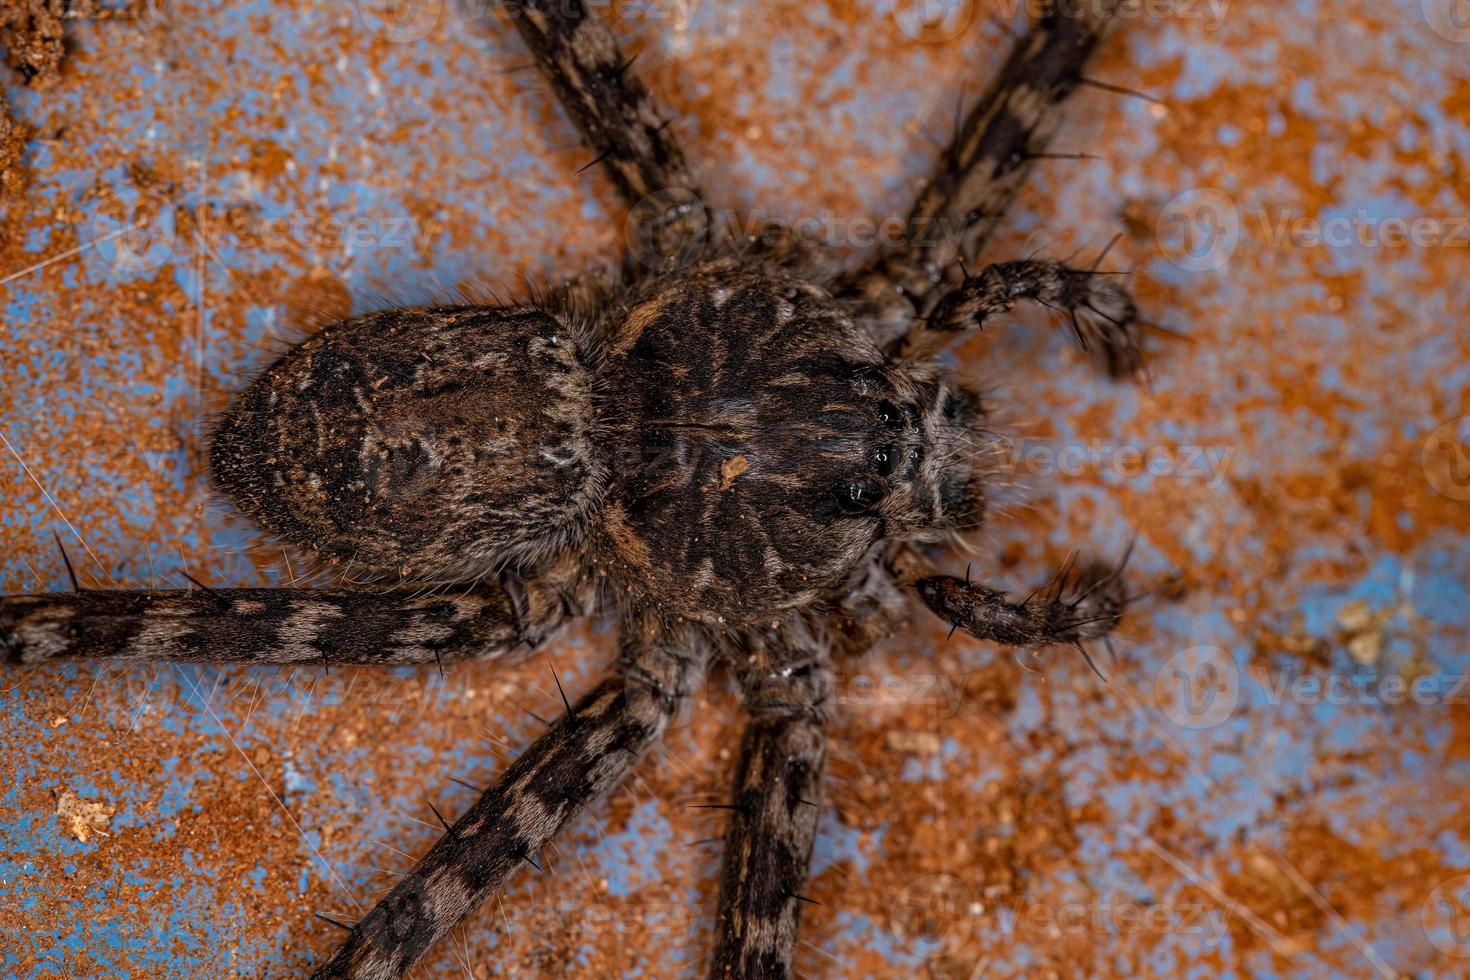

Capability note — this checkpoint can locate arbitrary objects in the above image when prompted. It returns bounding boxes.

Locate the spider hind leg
[504,0,699,205]
[312,619,710,979]
[0,569,584,667]
[709,643,832,980]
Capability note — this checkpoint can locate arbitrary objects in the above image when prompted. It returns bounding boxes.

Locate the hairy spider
[1,1,1151,976]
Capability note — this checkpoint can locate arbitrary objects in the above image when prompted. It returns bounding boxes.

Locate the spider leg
[919,256,1143,377]
[840,0,1123,346]
[913,550,1132,656]
[709,637,832,979]
[313,618,710,979]
[1,568,586,666]
[503,0,699,206]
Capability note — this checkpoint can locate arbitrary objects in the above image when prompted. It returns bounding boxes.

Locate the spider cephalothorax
[1,2,1150,977]
[596,260,990,621]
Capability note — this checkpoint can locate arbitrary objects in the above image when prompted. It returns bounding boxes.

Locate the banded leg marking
[313,623,709,979]
[710,649,832,980]
[0,575,579,667]
[505,0,699,205]
[923,256,1142,376]
[841,0,1123,347]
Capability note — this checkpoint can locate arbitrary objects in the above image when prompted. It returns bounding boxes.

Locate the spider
[2,1,1153,976]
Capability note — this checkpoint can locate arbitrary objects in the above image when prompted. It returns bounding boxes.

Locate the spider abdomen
[211,305,605,579]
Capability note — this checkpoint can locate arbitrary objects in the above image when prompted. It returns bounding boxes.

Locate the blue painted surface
[2,0,1469,976]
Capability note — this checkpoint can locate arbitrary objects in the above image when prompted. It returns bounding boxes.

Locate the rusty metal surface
[2,0,1469,976]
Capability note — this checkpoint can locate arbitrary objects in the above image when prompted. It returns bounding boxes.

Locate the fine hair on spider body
[0,1,1156,977]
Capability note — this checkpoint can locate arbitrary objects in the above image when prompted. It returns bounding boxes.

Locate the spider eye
[872,447,898,476]
[876,400,903,428]
[835,477,884,516]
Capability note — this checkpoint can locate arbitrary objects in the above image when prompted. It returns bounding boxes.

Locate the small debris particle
[1,0,71,86]
[718,454,749,491]
[55,788,115,843]
[1336,600,1374,633]
[0,96,25,197]
[1337,599,1386,665]
[885,730,941,756]
[47,713,67,728]
[1347,630,1383,666]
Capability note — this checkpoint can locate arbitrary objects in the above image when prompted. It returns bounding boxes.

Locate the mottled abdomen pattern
[211,306,604,579]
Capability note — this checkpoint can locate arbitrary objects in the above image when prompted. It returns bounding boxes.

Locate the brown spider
[1,1,1149,976]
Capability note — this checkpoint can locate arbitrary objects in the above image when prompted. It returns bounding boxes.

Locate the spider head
[596,265,991,624]
[872,364,991,541]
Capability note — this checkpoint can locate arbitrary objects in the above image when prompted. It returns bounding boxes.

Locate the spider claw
[1072,640,1109,683]
[1089,231,1125,273]
[1077,75,1164,104]
[51,531,81,592]
[426,796,452,834]
[180,571,230,612]
[448,775,485,793]
[314,912,355,933]
[546,654,577,720]
[686,836,724,848]
[575,144,616,176]
[686,802,750,815]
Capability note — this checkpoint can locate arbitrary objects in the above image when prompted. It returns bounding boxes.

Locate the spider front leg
[913,551,1132,673]
[0,564,586,667]
[313,617,710,979]
[709,640,831,979]
[921,256,1143,377]
[841,0,1125,346]
[503,0,698,204]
